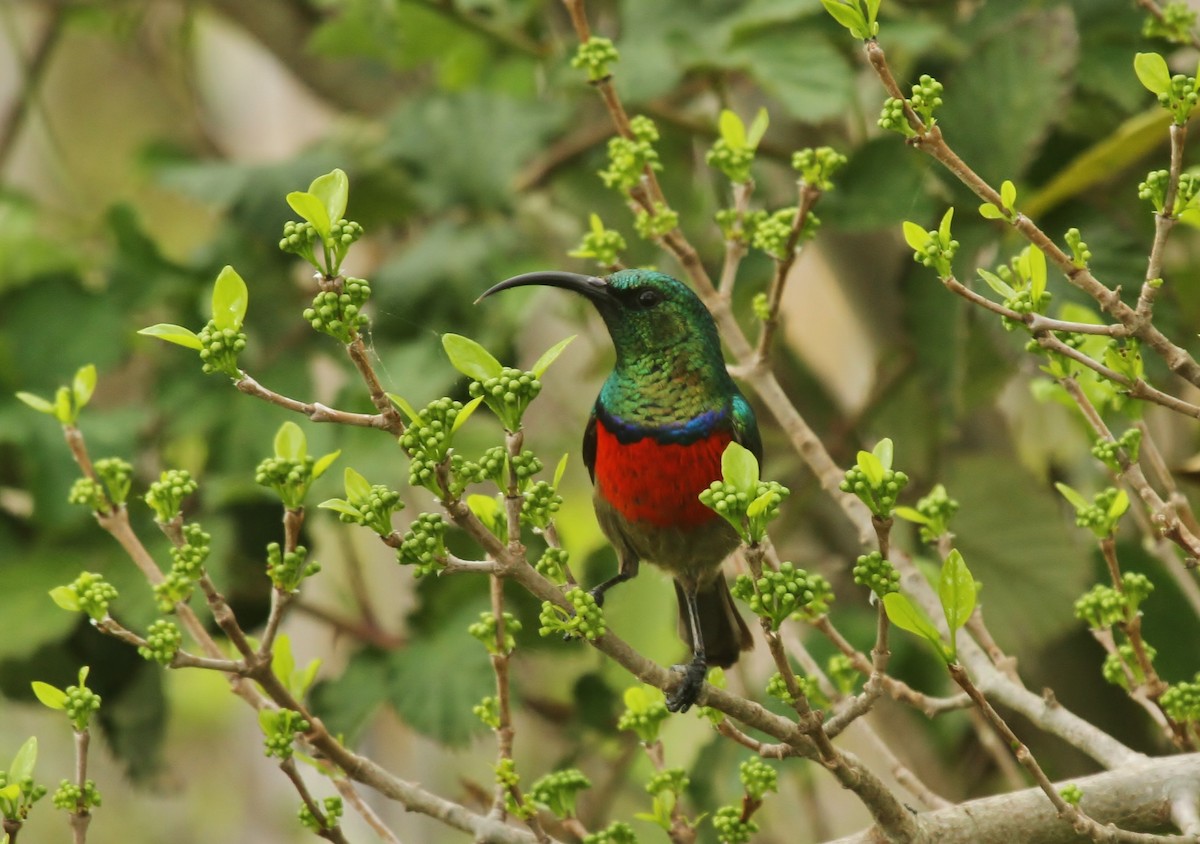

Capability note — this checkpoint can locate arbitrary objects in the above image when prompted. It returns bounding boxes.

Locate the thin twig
[810,615,970,717]
[332,777,404,844]
[949,663,1194,843]
[864,37,1200,392]
[753,182,823,364]
[0,4,65,174]
[965,605,1021,684]
[1058,376,1200,562]
[941,275,1200,420]
[717,180,755,296]
[236,374,388,428]
[280,757,351,844]
[94,617,244,672]
[1135,122,1186,320]
[68,729,91,844]
[345,336,406,435]
[778,626,954,809]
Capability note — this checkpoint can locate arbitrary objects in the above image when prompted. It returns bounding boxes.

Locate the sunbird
[479,268,759,711]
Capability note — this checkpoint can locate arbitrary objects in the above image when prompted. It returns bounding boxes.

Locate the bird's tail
[675,576,754,669]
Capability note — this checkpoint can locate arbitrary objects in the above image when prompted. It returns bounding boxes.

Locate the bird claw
[665,660,707,713]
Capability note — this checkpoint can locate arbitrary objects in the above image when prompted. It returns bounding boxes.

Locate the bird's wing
[583,407,598,483]
[731,393,763,465]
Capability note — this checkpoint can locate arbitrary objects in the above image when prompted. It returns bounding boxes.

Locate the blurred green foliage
[4,0,1200,840]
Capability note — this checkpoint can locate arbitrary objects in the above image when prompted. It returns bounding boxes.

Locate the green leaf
[589,213,605,235]
[343,467,372,504]
[1104,344,1130,378]
[309,168,349,227]
[882,593,946,656]
[274,421,307,462]
[553,453,569,490]
[872,437,894,472]
[72,364,97,409]
[1108,489,1130,521]
[9,737,38,782]
[935,8,1077,185]
[938,550,977,636]
[211,265,248,332]
[938,207,954,243]
[721,441,759,494]
[48,586,81,612]
[977,269,1016,299]
[1178,207,1200,228]
[312,450,341,480]
[902,221,932,251]
[1000,179,1017,210]
[531,335,576,377]
[856,449,884,488]
[820,138,937,232]
[309,649,392,744]
[1025,109,1170,219]
[442,333,503,381]
[286,190,332,238]
[622,684,664,713]
[387,603,494,746]
[1054,482,1090,512]
[137,323,203,350]
[296,658,321,697]
[979,202,1005,220]
[820,0,866,36]
[31,681,67,711]
[387,394,420,423]
[1134,52,1171,95]
[452,395,484,434]
[746,490,775,520]
[947,457,1087,654]
[718,109,747,150]
[1028,246,1047,304]
[317,499,361,519]
[729,30,853,123]
[15,391,55,415]
[0,783,19,803]
[272,634,296,692]
[865,0,881,26]
[468,493,502,524]
[53,386,72,424]
[746,107,770,149]
[893,506,931,525]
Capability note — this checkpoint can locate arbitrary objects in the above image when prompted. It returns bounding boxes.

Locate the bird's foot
[665,659,707,713]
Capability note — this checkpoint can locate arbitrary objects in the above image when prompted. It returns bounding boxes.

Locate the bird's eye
[636,289,662,308]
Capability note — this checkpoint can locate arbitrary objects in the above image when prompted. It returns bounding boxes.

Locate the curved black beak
[475,271,612,305]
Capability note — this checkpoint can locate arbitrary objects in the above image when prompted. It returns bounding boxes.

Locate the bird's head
[477,269,719,360]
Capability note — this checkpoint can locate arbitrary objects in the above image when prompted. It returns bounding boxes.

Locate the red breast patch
[593,418,732,527]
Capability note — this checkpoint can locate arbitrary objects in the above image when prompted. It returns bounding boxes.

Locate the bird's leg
[587,552,639,608]
[666,586,707,713]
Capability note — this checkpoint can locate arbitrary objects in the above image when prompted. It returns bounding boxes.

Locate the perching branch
[949,663,1194,844]
[236,374,389,429]
[828,752,1200,844]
